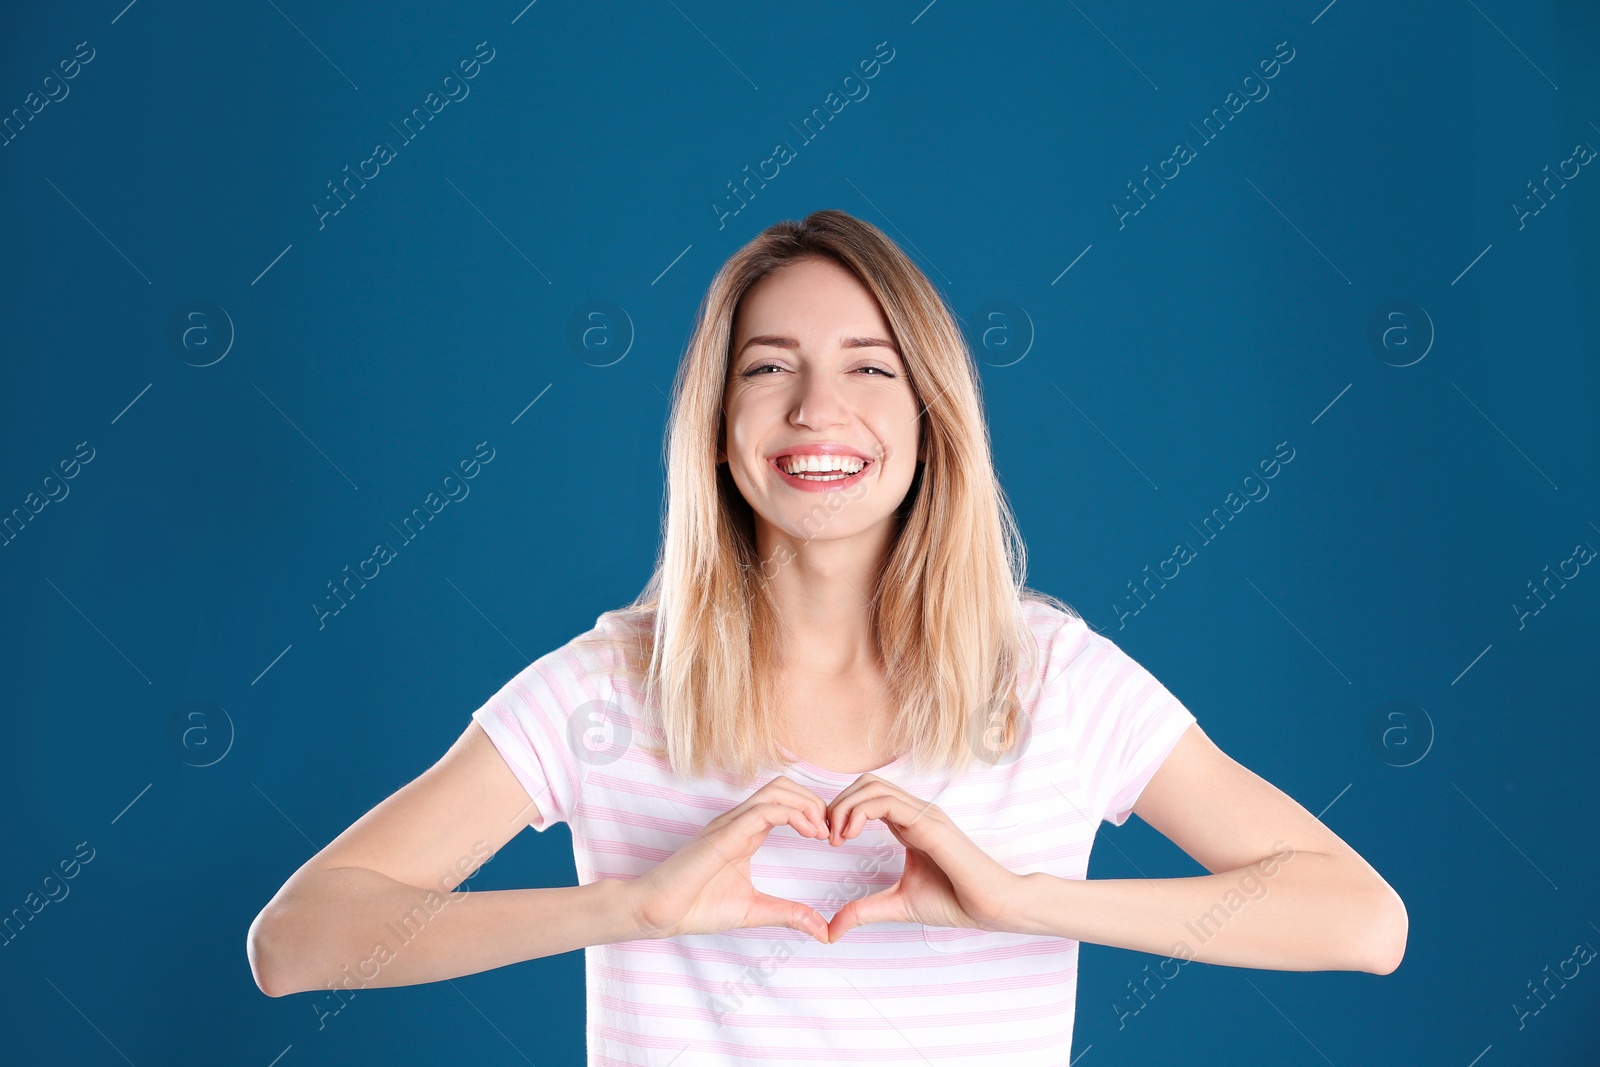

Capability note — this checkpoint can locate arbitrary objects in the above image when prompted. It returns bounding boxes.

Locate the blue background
[3,0,1597,1063]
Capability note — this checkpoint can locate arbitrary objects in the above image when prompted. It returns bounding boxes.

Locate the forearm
[1001,847,1399,973]
[250,866,640,996]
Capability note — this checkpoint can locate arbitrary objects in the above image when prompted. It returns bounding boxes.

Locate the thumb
[828,886,905,941]
[746,891,830,944]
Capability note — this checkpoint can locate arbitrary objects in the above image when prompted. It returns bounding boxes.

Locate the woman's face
[721,257,923,552]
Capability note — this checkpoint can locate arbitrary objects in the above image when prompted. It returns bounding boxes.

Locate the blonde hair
[590,209,1076,787]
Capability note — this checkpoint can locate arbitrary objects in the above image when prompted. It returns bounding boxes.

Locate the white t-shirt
[471,597,1197,1065]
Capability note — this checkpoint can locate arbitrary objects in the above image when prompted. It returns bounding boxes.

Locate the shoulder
[1018,593,1092,675]
[1019,592,1083,633]
[1016,594,1173,725]
[1022,593,1170,677]
[579,606,653,679]
[488,608,649,703]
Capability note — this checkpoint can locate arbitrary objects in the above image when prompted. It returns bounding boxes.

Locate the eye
[740,362,897,378]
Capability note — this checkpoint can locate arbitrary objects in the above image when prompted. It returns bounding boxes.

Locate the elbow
[1357,881,1408,975]
[247,906,298,998]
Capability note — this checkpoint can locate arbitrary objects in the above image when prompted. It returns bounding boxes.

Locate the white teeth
[780,454,865,475]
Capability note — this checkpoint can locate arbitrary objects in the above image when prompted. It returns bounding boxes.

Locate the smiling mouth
[774,456,870,481]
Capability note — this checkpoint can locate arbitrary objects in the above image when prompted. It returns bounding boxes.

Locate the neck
[756,520,893,676]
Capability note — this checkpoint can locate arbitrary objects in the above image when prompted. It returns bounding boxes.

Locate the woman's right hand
[624,776,833,944]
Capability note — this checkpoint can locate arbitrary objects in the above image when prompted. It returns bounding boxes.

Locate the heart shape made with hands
[803,774,1021,944]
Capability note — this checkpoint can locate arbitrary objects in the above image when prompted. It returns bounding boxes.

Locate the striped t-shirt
[471,596,1198,1065]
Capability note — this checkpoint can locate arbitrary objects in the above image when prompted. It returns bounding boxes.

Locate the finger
[728,801,827,850]
[739,778,830,838]
[674,801,818,904]
[827,886,905,942]
[825,782,888,844]
[817,773,883,826]
[718,792,827,842]
[754,773,830,818]
[763,780,831,838]
[745,891,831,944]
[760,773,829,808]
[832,791,942,848]
[690,802,807,880]
[826,783,911,843]
[870,801,999,889]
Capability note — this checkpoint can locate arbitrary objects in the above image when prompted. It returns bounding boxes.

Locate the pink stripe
[607,935,1075,970]
[473,704,556,824]
[1104,703,1193,818]
[593,1022,1075,1060]
[595,989,1074,1027]
[592,961,1078,998]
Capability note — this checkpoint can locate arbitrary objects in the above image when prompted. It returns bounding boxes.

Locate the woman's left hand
[822,774,1024,943]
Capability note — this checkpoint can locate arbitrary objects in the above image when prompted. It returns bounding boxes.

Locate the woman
[247,210,1407,1062]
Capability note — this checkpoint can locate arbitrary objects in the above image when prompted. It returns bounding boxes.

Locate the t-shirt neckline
[775,740,915,783]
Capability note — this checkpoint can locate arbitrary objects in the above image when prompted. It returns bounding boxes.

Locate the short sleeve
[1060,624,1198,827]
[470,622,613,832]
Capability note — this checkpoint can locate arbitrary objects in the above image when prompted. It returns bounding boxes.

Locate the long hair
[592,209,1076,787]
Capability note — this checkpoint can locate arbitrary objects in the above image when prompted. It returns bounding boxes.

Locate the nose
[790,366,850,430]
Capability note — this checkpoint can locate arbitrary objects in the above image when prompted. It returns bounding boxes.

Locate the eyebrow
[734,334,900,359]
